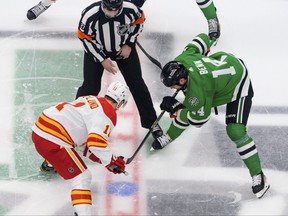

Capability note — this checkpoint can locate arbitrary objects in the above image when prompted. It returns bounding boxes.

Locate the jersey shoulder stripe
[97,97,117,126]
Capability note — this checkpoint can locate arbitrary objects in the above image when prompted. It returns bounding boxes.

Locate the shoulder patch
[188,97,199,107]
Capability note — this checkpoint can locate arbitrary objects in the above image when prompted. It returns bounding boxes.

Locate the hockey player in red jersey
[32,81,129,216]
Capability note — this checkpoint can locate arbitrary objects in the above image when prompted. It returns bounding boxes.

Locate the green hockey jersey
[170,33,253,133]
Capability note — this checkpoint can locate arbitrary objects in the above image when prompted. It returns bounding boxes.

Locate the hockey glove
[106,155,126,174]
[160,96,185,117]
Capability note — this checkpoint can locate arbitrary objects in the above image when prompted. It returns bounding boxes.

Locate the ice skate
[208,17,221,40]
[151,134,172,150]
[40,160,56,173]
[252,171,270,199]
[151,123,163,139]
[27,1,51,20]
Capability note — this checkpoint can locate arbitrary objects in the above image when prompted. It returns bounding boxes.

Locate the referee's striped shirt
[78,0,145,62]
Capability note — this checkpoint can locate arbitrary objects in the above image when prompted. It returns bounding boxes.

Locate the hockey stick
[126,89,180,164]
[136,41,162,69]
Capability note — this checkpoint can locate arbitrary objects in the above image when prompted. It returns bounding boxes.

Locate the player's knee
[226,123,247,142]
[71,169,92,190]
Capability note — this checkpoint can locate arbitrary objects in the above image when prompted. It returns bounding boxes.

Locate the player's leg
[117,47,163,138]
[26,0,55,20]
[195,0,220,40]
[76,52,104,99]
[151,113,190,150]
[32,132,93,215]
[70,170,93,216]
[226,96,270,198]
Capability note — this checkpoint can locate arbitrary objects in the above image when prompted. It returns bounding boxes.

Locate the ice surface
[1,0,288,215]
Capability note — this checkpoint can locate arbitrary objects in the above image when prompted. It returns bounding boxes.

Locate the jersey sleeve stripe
[87,142,108,148]
[88,133,107,142]
[87,133,108,148]
[78,29,95,41]
[132,11,145,24]
[187,112,210,127]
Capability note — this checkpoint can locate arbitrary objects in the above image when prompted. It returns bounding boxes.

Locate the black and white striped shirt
[78,0,145,62]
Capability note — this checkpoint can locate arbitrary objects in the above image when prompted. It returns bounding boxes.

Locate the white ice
[1,0,288,215]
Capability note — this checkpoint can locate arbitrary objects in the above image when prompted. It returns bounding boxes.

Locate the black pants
[226,83,254,126]
[76,47,157,129]
[226,59,254,126]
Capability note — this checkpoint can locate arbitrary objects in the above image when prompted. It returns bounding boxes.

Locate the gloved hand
[160,96,185,117]
[106,155,126,174]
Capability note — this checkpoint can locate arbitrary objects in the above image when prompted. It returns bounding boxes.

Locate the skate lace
[252,174,262,187]
[208,18,219,33]
[157,135,171,147]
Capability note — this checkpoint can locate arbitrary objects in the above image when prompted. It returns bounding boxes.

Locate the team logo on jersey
[117,24,130,35]
[188,97,199,107]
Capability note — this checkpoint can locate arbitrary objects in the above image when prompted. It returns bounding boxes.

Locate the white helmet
[105,81,129,108]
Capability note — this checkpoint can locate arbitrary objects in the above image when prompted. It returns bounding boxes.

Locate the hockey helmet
[105,81,130,108]
[102,0,123,11]
[161,61,188,87]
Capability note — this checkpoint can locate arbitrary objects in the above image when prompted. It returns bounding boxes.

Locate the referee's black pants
[76,47,157,129]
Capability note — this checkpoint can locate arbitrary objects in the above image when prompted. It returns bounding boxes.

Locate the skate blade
[256,183,270,199]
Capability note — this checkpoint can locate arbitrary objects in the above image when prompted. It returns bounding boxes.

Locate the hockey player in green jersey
[152,33,269,199]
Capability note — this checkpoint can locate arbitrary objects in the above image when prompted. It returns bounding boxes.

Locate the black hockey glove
[160,96,185,117]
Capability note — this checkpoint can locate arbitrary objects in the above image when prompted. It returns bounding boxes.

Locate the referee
[76,0,163,138]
